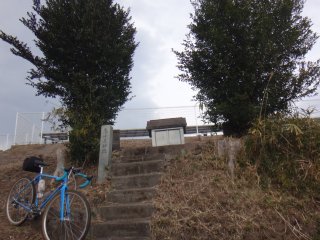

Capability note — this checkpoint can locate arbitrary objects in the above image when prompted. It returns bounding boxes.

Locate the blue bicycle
[5,156,92,240]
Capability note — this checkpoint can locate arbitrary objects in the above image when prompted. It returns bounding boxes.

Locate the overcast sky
[0,0,319,138]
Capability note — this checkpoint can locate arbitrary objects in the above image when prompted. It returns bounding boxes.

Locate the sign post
[97,125,113,184]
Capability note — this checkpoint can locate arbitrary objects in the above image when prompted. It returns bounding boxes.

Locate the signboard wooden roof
[146,117,187,130]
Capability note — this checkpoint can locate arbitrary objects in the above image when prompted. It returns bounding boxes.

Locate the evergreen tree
[175,0,320,136]
[0,0,138,161]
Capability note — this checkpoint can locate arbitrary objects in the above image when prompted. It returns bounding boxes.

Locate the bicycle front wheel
[6,177,35,225]
[41,190,91,240]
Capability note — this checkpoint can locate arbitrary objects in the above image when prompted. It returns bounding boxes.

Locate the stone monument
[97,125,113,184]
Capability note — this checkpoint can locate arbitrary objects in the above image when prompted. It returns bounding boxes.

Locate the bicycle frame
[12,167,69,221]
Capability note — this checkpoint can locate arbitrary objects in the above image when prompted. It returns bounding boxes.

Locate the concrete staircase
[91,152,166,240]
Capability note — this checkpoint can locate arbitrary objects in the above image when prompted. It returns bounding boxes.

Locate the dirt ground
[0,137,211,239]
[0,143,111,240]
[0,144,61,240]
[0,138,174,239]
[2,137,319,239]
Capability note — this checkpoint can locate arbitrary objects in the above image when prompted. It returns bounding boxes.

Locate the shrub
[244,113,320,194]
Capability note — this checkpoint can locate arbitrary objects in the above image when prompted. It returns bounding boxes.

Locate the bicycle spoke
[42,190,90,240]
[68,194,75,206]
[66,221,77,240]
[67,220,83,234]
[48,208,60,219]
[59,222,64,240]
[6,177,34,226]
[64,222,68,240]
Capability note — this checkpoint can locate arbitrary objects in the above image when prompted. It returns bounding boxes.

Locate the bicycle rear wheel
[6,177,35,225]
[41,190,91,240]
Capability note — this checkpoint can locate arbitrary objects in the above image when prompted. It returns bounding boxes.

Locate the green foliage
[175,0,320,136]
[0,0,138,162]
[244,113,320,194]
[67,113,100,164]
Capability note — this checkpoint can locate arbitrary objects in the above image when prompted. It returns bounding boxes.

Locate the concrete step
[120,144,192,157]
[107,187,156,204]
[92,218,150,239]
[111,173,162,190]
[98,203,154,221]
[111,159,164,176]
[113,153,165,164]
[96,237,150,240]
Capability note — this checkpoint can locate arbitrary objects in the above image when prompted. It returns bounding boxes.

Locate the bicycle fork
[59,185,71,221]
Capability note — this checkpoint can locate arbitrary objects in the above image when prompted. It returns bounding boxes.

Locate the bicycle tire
[6,177,35,225]
[41,190,91,240]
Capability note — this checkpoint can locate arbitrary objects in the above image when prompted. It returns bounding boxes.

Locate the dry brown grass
[2,138,320,239]
[151,140,320,240]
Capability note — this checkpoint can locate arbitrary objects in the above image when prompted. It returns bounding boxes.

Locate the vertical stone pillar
[217,139,227,159]
[97,125,113,184]
[227,138,241,180]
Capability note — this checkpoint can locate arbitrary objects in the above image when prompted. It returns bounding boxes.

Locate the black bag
[22,156,43,173]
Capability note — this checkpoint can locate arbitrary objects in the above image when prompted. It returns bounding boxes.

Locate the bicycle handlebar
[54,167,92,189]
[55,171,68,182]
[75,173,93,189]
